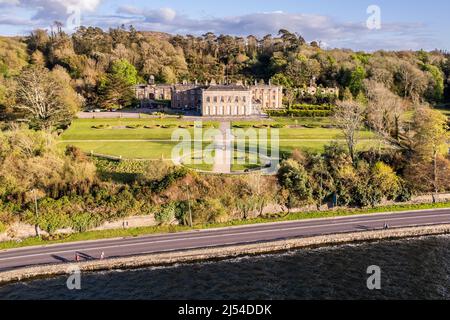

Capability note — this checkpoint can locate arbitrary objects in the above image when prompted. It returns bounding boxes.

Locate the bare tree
[395,62,428,103]
[334,100,365,164]
[15,66,72,130]
[365,80,409,150]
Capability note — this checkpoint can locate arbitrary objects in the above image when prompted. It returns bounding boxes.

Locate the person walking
[75,253,80,262]
[100,251,105,260]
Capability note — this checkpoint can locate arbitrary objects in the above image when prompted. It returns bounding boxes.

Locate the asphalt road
[1,208,449,272]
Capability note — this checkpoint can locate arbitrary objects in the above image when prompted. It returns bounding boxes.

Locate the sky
[0,0,449,51]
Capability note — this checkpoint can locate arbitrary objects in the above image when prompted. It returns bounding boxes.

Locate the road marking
[1,213,449,263]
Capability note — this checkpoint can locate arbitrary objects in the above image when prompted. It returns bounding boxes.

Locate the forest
[0,25,449,237]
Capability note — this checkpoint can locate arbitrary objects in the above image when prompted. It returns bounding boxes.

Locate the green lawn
[59,117,380,160]
[231,117,376,140]
[59,118,220,160]
[62,118,219,141]
[59,141,181,160]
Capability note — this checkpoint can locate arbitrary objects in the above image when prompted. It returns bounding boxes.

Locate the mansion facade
[135,79,283,117]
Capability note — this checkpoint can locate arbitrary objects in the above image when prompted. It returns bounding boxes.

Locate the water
[1,235,449,300]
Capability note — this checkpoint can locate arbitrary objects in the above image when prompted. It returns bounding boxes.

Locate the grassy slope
[60,119,219,159]
[1,202,449,251]
[61,117,380,159]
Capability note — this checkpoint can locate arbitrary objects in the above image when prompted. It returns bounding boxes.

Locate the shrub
[92,124,111,129]
[155,203,176,225]
[71,212,99,232]
[0,221,6,233]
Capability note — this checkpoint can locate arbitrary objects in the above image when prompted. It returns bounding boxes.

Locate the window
[213,96,218,103]
[206,97,211,103]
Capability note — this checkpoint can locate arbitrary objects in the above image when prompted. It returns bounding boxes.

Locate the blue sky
[0,0,449,51]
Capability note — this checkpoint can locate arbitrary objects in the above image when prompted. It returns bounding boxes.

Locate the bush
[0,221,6,233]
[92,124,111,129]
[267,106,333,118]
[71,212,99,232]
[155,203,176,225]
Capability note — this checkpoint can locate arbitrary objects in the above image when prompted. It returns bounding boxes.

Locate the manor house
[135,78,283,117]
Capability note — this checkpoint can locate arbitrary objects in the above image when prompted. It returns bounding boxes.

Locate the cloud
[120,6,176,23]
[0,2,441,51]
[0,0,101,22]
[109,7,437,51]
[0,14,36,26]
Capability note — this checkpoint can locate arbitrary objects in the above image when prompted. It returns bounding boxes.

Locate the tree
[277,159,312,207]
[395,61,427,102]
[110,59,139,85]
[407,108,449,198]
[334,100,365,164]
[159,66,177,84]
[365,80,407,149]
[98,59,138,109]
[371,162,400,199]
[98,73,135,109]
[349,65,366,97]
[14,66,79,130]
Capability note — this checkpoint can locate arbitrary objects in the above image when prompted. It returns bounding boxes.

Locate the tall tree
[14,66,80,130]
[334,100,365,164]
[409,107,449,198]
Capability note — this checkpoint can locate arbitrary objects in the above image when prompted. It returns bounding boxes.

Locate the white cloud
[0,2,442,51]
[0,0,101,20]
[0,0,20,4]
[110,7,437,51]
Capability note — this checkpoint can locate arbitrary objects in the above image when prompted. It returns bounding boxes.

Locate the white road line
[1,213,449,263]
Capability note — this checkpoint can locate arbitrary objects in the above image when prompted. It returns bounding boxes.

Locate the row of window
[206,96,248,103]
[252,89,279,95]
[204,105,251,116]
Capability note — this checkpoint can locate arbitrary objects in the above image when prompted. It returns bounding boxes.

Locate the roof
[250,84,282,89]
[204,85,249,92]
